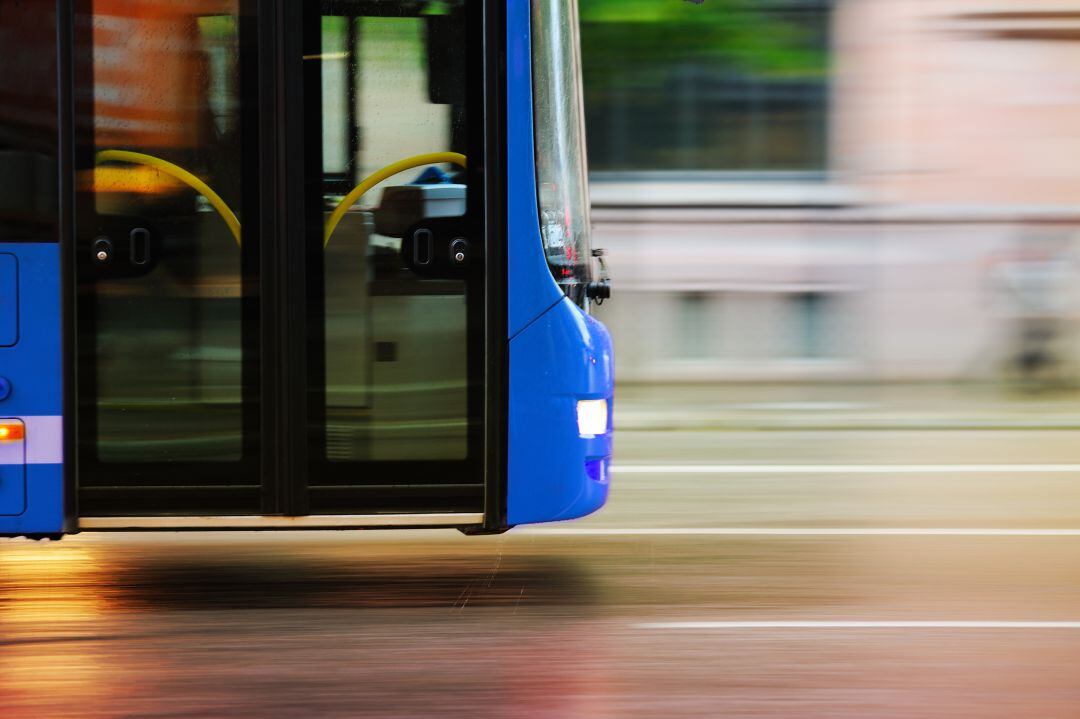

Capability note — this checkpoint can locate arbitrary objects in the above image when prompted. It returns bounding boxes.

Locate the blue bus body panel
[0,243,65,536]
[506,0,565,338]
[0,254,19,346]
[505,0,615,526]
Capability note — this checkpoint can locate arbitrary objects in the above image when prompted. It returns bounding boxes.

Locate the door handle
[129,227,150,266]
[401,219,477,279]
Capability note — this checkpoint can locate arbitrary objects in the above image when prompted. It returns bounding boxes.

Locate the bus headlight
[577,399,608,437]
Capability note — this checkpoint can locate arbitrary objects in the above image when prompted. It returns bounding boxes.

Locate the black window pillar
[259,0,313,515]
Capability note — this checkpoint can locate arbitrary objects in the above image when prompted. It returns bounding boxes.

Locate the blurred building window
[790,291,833,359]
[677,291,711,358]
[580,0,830,174]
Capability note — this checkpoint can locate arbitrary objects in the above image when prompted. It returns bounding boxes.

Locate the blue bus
[0,0,613,538]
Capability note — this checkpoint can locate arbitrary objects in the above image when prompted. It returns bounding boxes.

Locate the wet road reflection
[4,528,1080,717]
[4,427,1080,717]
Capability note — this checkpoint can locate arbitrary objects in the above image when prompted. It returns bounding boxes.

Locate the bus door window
[314,1,476,469]
[78,1,251,469]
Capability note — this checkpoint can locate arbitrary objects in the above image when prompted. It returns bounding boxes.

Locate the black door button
[449,238,469,266]
[92,237,113,264]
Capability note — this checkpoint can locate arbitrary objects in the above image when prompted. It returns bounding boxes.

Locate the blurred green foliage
[579,0,828,86]
[578,0,830,171]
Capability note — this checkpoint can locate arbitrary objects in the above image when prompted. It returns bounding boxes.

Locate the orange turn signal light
[0,423,25,441]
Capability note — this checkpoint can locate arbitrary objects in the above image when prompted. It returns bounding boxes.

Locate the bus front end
[0,0,611,538]
[506,0,614,526]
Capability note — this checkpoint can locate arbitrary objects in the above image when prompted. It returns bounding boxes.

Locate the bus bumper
[508,297,614,526]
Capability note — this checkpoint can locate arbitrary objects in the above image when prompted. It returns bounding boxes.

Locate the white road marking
[520,527,1080,536]
[637,621,1080,630]
[612,464,1080,475]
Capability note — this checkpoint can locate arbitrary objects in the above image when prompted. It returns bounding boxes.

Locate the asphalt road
[3,428,1080,718]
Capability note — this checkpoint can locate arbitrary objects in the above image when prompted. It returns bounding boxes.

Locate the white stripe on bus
[0,416,63,465]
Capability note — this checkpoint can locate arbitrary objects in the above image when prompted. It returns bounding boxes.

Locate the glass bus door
[304,0,486,516]
[76,1,259,517]
[74,0,487,521]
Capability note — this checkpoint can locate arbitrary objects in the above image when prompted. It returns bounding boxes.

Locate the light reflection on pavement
[3,428,1080,717]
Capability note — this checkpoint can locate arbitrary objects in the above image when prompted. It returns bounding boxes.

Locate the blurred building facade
[586,0,1080,383]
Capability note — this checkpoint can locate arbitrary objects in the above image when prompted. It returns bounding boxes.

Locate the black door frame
[71,0,508,522]
[480,0,508,532]
[302,0,493,517]
[258,0,310,516]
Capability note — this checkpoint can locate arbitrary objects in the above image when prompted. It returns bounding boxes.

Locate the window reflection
[318,6,470,462]
[0,0,58,241]
[84,1,246,462]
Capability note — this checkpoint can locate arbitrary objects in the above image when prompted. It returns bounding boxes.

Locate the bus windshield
[532,0,594,295]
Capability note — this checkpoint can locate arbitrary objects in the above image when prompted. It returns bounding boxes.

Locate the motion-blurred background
[583,0,1080,423]
[7,3,1080,717]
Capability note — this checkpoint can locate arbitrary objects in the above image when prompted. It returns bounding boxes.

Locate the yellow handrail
[95,149,468,250]
[324,151,466,246]
[95,150,242,246]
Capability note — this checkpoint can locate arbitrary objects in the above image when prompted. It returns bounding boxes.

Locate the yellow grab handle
[95,150,242,246]
[95,149,468,250]
[324,151,466,246]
